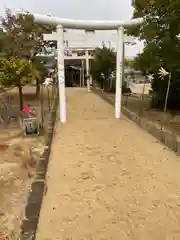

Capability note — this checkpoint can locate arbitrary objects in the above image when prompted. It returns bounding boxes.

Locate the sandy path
[36,88,180,240]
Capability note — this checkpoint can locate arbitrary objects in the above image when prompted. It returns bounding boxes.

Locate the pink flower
[23,105,31,113]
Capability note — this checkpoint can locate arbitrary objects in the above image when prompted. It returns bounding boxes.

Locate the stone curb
[94,88,180,155]
[19,95,58,240]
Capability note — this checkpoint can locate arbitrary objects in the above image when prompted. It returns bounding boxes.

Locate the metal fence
[0,83,58,136]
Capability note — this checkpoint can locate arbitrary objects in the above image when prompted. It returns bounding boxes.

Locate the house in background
[124,68,152,95]
[108,68,152,95]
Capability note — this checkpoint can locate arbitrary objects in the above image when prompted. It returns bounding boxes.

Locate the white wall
[129,83,152,95]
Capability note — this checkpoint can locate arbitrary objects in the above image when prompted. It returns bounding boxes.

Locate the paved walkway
[36,88,180,240]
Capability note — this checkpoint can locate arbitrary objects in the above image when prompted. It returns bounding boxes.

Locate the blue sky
[0,0,144,57]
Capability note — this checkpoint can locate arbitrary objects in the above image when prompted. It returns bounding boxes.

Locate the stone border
[19,94,58,240]
[93,88,180,155]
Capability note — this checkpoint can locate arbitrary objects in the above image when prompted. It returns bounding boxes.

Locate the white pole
[82,60,85,86]
[122,41,125,84]
[85,50,91,92]
[115,26,124,119]
[80,68,82,87]
[90,74,93,86]
[57,24,66,123]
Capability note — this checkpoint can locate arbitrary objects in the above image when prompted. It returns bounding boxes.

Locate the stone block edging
[93,88,180,155]
[19,95,58,240]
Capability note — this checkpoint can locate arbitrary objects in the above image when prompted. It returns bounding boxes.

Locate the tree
[0,9,55,95]
[34,59,48,84]
[0,57,37,110]
[127,0,180,110]
[133,42,161,74]
[124,57,134,68]
[0,28,6,58]
[90,45,116,89]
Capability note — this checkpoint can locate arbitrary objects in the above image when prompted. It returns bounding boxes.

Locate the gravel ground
[36,88,180,240]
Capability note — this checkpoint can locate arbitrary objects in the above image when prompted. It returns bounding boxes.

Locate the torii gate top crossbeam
[33,14,143,30]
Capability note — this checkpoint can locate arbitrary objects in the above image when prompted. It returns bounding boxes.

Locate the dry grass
[0,85,54,238]
[0,138,47,239]
[105,93,180,136]
[123,95,180,135]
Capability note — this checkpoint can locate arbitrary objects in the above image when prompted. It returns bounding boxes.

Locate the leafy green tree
[127,0,180,110]
[0,9,55,95]
[0,28,6,58]
[90,45,116,88]
[0,57,37,110]
[133,42,161,74]
[34,59,48,85]
[124,58,131,68]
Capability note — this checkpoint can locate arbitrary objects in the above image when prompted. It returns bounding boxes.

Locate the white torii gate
[33,14,143,123]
